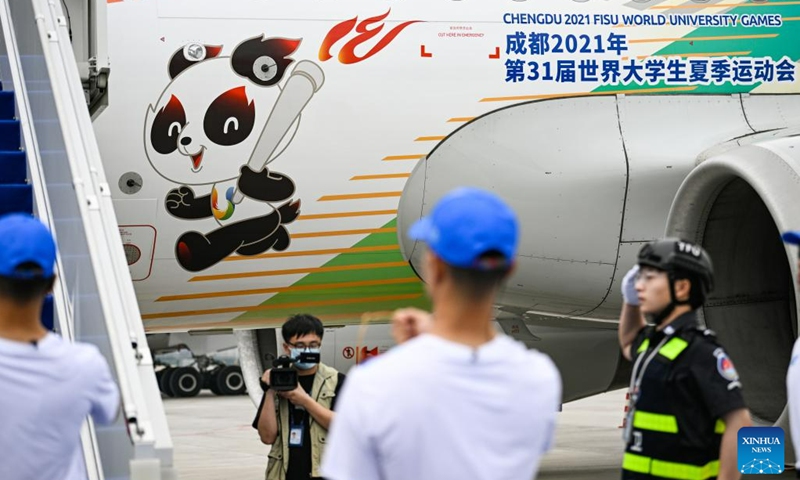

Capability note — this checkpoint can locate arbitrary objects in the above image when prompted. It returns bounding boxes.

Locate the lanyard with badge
[623,334,669,445]
[288,404,306,448]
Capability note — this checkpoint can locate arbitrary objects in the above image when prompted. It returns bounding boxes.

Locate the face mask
[290,347,320,370]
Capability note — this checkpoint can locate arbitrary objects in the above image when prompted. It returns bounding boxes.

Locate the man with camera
[253,314,345,480]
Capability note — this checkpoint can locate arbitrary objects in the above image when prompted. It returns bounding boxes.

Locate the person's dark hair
[282,313,324,343]
[0,262,54,304]
[444,251,512,300]
[672,271,706,309]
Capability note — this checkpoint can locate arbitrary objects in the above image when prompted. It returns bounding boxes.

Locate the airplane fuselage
[95,0,800,406]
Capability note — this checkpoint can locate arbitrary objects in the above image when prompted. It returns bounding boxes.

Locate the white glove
[621,265,640,306]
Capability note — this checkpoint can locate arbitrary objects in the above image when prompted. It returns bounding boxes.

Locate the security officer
[618,238,752,480]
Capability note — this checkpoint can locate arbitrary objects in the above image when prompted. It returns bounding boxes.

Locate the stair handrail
[2,0,176,478]
[41,0,176,470]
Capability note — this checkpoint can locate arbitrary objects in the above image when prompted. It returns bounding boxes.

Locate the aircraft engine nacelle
[399,94,635,319]
[668,136,800,429]
[397,94,800,411]
[399,94,800,321]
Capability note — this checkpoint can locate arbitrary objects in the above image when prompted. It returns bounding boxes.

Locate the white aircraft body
[93,0,800,423]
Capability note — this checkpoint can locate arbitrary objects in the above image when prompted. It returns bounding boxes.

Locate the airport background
[159,333,796,480]
[3,0,800,477]
[164,379,797,480]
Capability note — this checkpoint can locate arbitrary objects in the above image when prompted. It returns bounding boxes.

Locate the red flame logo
[319,9,421,64]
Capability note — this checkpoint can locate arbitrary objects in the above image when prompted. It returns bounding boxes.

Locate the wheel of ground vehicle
[170,367,203,398]
[215,366,246,395]
[159,368,177,397]
[207,369,222,395]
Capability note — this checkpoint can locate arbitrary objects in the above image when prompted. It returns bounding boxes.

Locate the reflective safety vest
[623,333,726,480]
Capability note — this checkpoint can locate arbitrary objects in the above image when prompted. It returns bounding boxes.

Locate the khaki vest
[266,363,339,480]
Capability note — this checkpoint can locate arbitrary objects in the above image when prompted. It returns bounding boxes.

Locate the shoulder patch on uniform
[713,348,739,382]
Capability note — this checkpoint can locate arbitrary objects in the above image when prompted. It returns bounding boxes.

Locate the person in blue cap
[0,214,119,480]
[782,230,800,474]
[321,187,561,480]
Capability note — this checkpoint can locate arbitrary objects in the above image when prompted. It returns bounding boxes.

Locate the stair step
[0,184,32,215]
[0,120,20,150]
[0,92,14,121]
[0,151,26,184]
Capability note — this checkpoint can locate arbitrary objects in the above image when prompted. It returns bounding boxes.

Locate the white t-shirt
[321,333,561,480]
[0,333,120,480]
[787,338,800,462]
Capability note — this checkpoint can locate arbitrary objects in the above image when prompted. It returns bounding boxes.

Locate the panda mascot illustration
[144,36,323,272]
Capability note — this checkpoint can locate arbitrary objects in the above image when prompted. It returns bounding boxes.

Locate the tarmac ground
[164,389,796,480]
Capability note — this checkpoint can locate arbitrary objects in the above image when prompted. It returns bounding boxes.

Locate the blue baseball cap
[408,187,518,270]
[783,231,800,245]
[0,214,56,279]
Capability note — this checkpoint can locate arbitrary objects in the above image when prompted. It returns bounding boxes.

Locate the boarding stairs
[0,52,54,329]
[0,0,175,478]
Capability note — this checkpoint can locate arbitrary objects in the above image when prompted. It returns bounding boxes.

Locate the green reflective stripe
[633,411,679,433]
[637,338,650,354]
[659,337,689,360]
[715,419,725,434]
[623,455,720,480]
[623,453,651,474]
[651,459,719,480]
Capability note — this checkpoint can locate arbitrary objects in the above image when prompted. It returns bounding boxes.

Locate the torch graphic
[231,60,324,204]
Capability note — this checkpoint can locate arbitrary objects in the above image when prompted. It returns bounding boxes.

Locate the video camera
[269,352,320,391]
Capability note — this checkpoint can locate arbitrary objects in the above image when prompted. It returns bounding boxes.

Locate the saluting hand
[391,308,433,345]
[621,265,640,306]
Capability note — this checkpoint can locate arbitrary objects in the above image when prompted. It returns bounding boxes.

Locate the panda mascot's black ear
[231,35,301,87]
[168,44,223,79]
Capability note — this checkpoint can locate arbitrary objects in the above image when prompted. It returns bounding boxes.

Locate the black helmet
[637,238,714,319]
